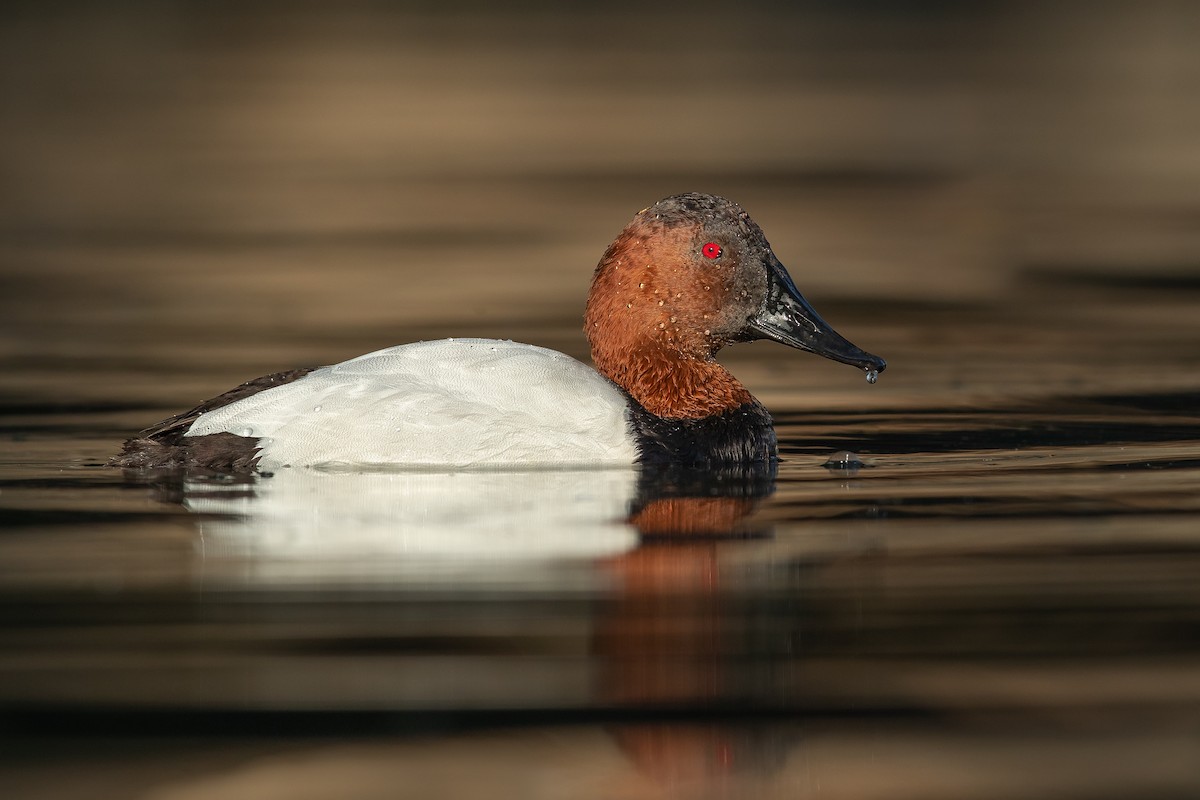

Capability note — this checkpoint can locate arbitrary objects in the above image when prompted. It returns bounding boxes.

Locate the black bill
[746,255,887,378]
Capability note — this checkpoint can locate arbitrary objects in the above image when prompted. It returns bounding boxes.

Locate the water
[3,272,1200,798]
[4,3,1200,797]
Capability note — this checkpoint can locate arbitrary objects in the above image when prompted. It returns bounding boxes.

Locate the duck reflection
[181,467,641,566]
[628,461,776,541]
[156,460,777,570]
[134,460,794,785]
[597,462,798,787]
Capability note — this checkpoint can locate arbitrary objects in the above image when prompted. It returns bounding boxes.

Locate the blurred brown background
[3,7,1200,797]
[2,0,1200,404]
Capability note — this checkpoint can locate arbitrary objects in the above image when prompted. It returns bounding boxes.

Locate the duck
[114,193,885,472]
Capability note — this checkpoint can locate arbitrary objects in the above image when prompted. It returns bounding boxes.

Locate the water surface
[4,3,1200,796]
[3,270,1199,798]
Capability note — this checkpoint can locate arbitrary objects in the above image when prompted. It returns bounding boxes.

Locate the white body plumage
[185,339,639,470]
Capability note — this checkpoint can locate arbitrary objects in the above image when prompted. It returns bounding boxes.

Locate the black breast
[626,398,778,466]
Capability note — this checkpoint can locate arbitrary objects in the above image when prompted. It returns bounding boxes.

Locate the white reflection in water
[183,467,640,583]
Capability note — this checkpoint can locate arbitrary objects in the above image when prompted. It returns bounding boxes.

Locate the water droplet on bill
[865,369,879,384]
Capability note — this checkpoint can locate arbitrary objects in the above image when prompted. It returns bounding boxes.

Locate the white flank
[185,339,638,469]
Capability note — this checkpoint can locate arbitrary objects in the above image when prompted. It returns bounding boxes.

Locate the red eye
[701,242,722,259]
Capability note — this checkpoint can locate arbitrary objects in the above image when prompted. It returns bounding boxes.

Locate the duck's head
[585,193,885,417]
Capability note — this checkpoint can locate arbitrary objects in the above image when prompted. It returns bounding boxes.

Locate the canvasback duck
[115,193,885,472]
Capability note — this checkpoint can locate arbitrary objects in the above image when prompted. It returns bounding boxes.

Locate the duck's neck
[590,340,753,419]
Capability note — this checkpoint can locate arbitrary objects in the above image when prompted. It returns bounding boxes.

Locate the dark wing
[135,367,317,441]
[112,367,316,471]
